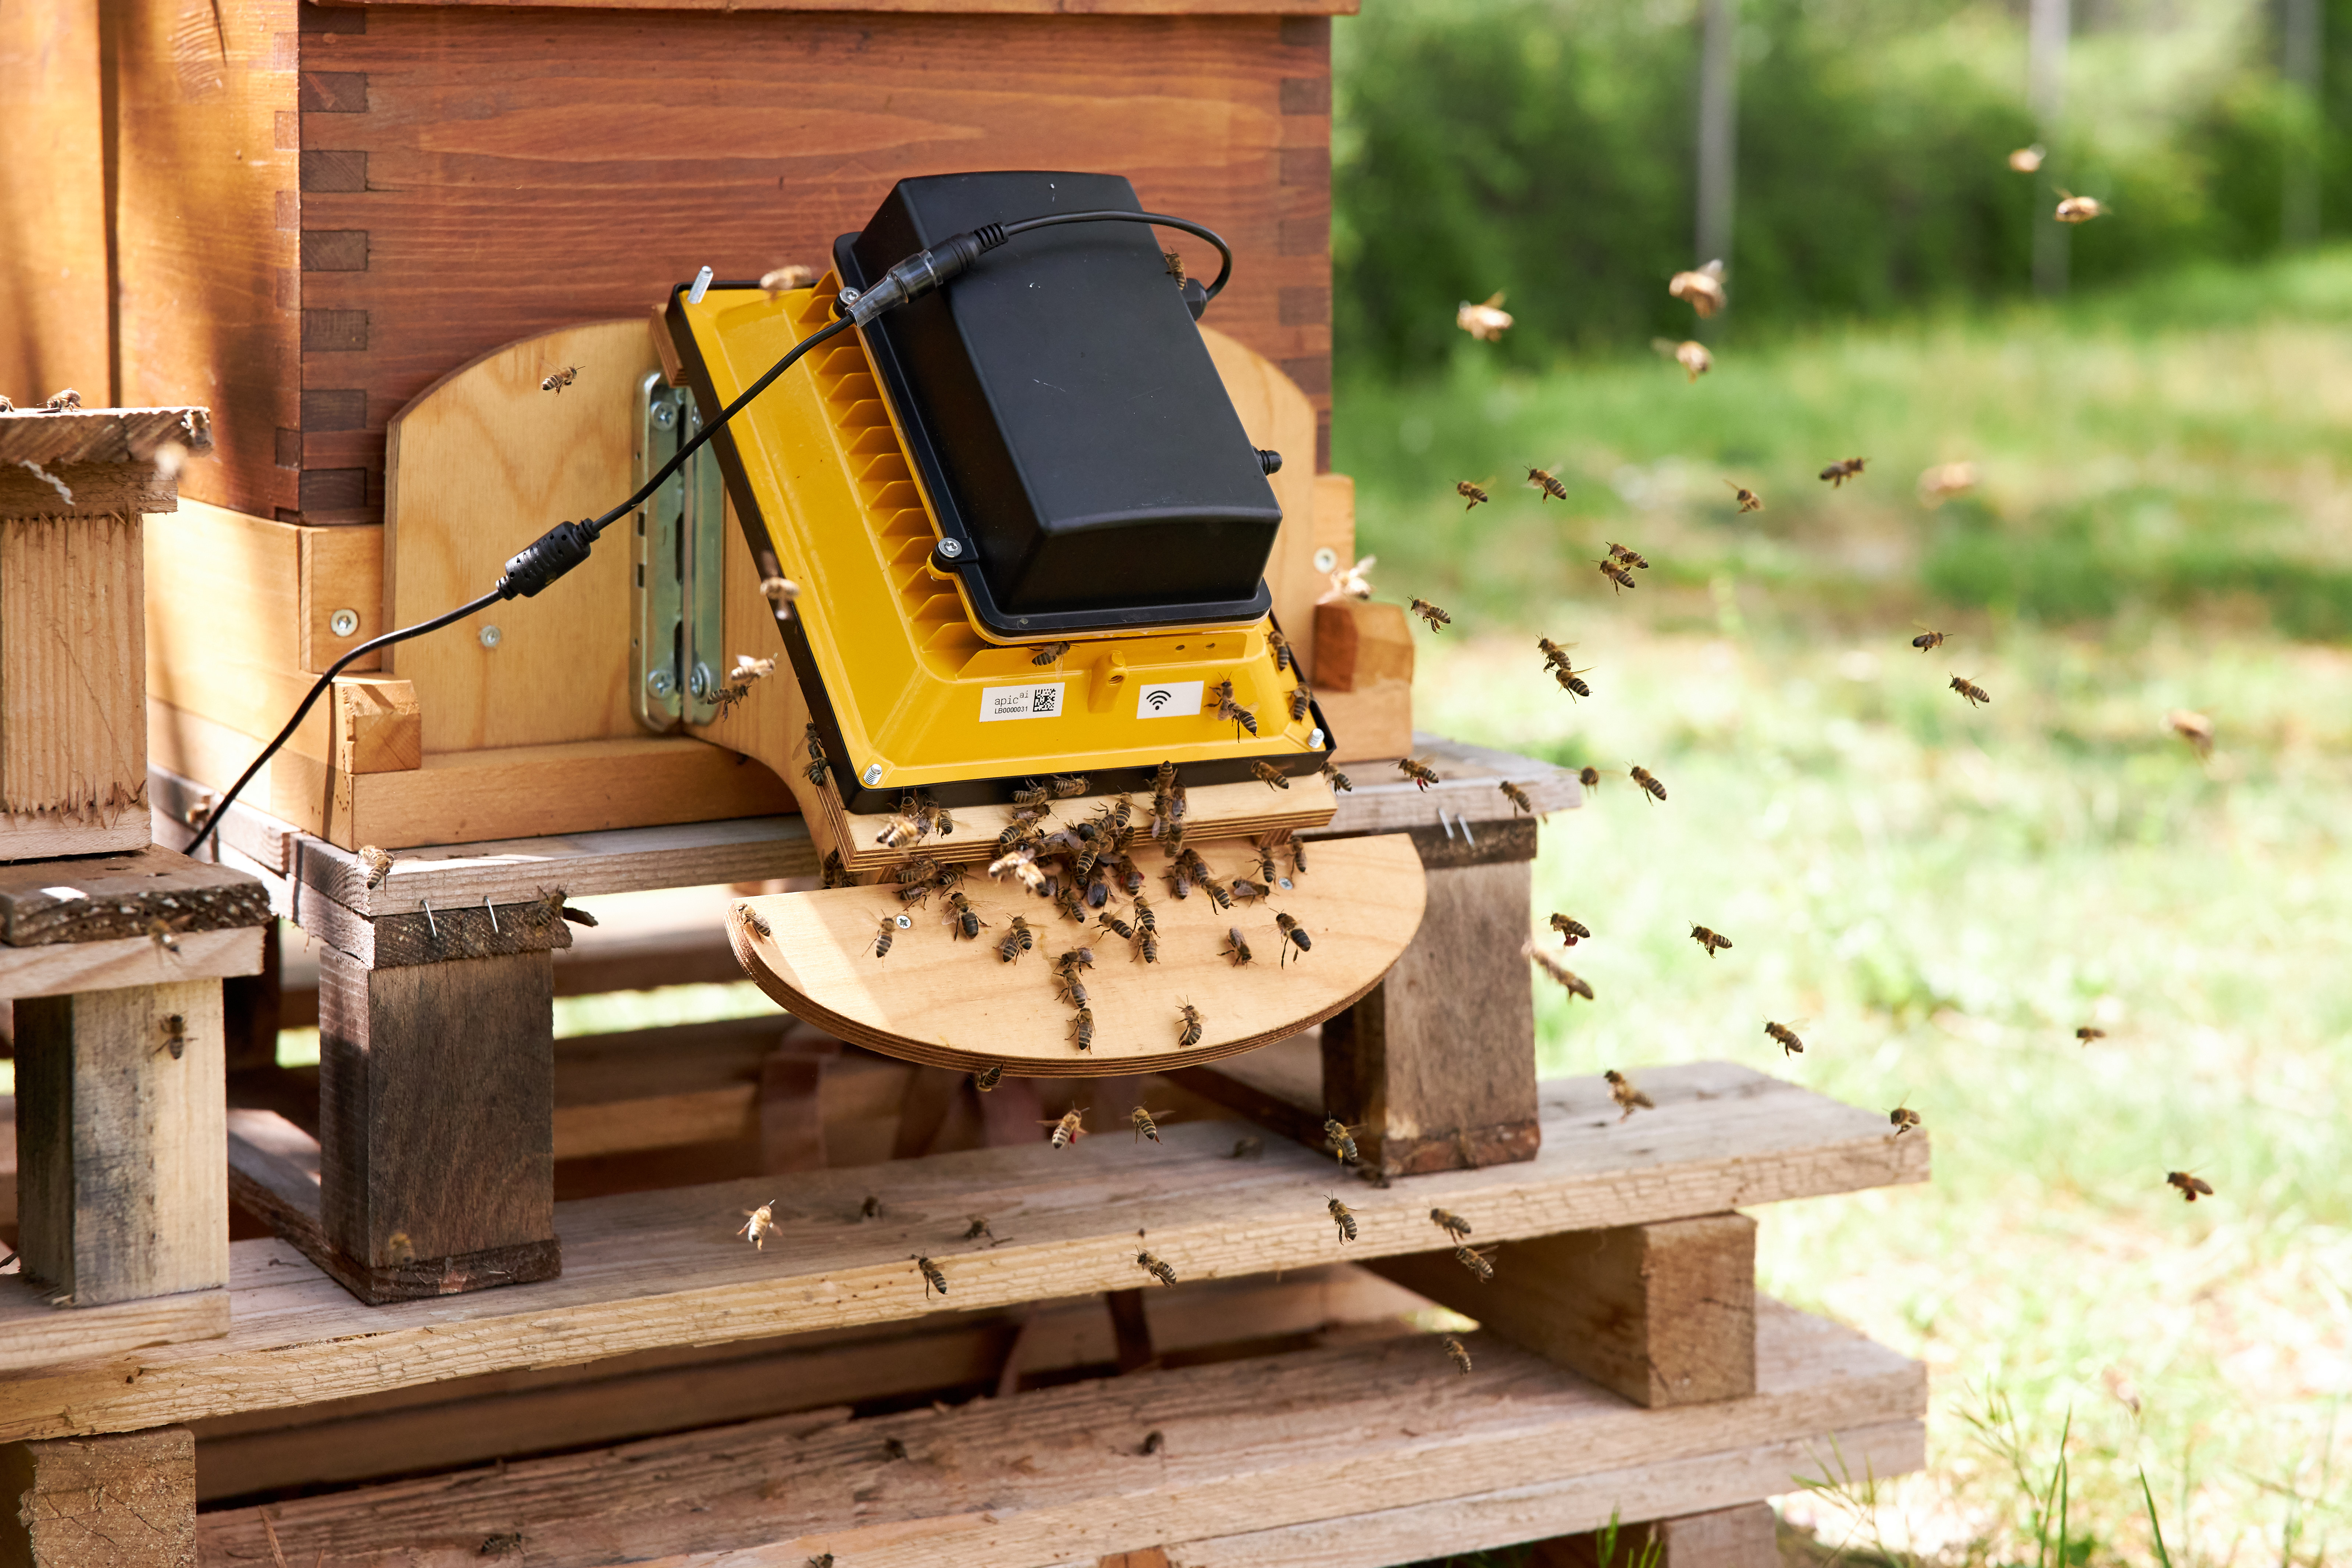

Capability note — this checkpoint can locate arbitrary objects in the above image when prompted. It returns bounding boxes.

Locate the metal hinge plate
[630,373,727,732]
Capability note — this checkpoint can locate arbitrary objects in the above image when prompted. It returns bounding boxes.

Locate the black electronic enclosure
[835,171,1282,638]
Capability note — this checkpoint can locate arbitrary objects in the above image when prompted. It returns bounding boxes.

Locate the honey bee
[1068,1008,1095,1052]
[1668,258,1726,316]
[1629,765,1666,801]
[1524,944,1594,1000]
[1130,1106,1169,1143]
[2008,143,2046,172]
[1229,876,1269,904]
[1215,680,1260,739]
[883,1438,909,1460]
[359,843,394,890]
[1689,923,1732,957]
[1055,969,1089,1009]
[1722,480,1763,513]
[1430,1208,1472,1242]
[1290,838,1308,877]
[2076,1025,2106,1043]
[1325,1195,1358,1242]
[1197,869,1234,911]
[1578,766,1601,789]
[1538,637,1576,672]
[1266,625,1294,673]
[1251,759,1290,790]
[1057,945,1097,977]
[1134,929,1160,965]
[1177,1002,1204,1048]
[2053,189,2106,223]
[1133,893,1157,935]
[154,1013,187,1059]
[875,914,908,959]
[1606,542,1650,571]
[759,263,817,296]
[1274,912,1311,965]
[1222,926,1254,966]
[1457,480,1492,510]
[1030,642,1071,666]
[1549,913,1590,946]
[975,1063,1004,1092]
[962,1216,994,1241]
[1817,457,1867,488]
[1456,291,1512,342]
[1045,1108,1088,1148]
[1911,625,1947,653]
[801,723,829,786]
[1888,1101,1922,1136]
[2168,709,2215,760]
[1289,684,1312,722]
[821,851,851,891]
[1654,338,1712,381]
[990,847,1047,893]
[1136,1250,1179,1286]
[1055,881,1088,923]
[1397,757,1440,791]
[1141,1430,1166,1455]
[860,1194,882,1220]
[1097,911,1135,941]
[1049,774,1088,799]
[998,914,1034,963]
[1453,1243,1496,1282]
[914,1255,948,1298]
[1500,780,1535,816]
[1605,1069,1654,1119]
[1764,1020,1805,1056]
[2166,1170,2214,1202]
[1323,1118,1361,1164]
[945,890,987,940]
[1012,781,1051,809]
[1320,759,1353,793]
[738,902,771,938]
[540,363,580,394]
[738,1199,779,1250]
[1410,598,1453,632]
[1597,558,1638,594]
[1444,1334,1475,1375]
[1526,466,1569,504]
[42,388,83,411]
[1554,663,1593,699]
[1164,249,1187,284]
[1950,675,1991,708]
[877,813,926,849]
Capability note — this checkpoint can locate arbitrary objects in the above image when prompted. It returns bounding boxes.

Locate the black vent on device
[836,171,1280,637]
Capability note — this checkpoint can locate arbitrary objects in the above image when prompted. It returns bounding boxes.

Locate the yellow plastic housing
[673,275,1317,798]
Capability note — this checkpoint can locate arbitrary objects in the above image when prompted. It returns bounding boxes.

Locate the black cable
[998,210,1234,300]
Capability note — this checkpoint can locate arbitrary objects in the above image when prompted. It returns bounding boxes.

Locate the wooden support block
[1310,472,1355,587]
[0,1279,228,1373]
[1532,1501,1779,1568]
[0,931,264,1001]
[1369,1214,1757,1409]
[1311,598,1412,763]
[332,677,421,774]
[0,1425,197,1568]
[0,845,270,947]
[1321,855,1539,1174]
[14,981,230,1306]
[316,948,559,1302]
[299,523,388,672]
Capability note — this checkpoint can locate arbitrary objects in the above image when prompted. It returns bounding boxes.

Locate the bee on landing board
[1501,781,1536,816]
[1068,1008,1095,1053]
[1549,913,1591,947]
[1818,457,1868,488]
[1950,675,1991,708]
[1431,1208,1472,1243]
[2166,1170,2214,1203]
[539,363,579,394]
[1525,943,1594,1000]
[1176,1002,1204,1048]
[1274,912,1311,965]
[1410,598,1453,633]
[1048,774,1088,799]
[1911,625,1947,653]
[875,914,910,959]
[738,1200,779,1250]
[1457,480,1492,511]
[1605,1069,1654,1120]
[998,914,1035,963]
[1526,466,1569,504]
[1765,1020,1806,1057]
[1288,684,1312,723]
[822,851,852,890]
[359,844,394,890]
[1689,923,1733,957]
[1215,679,1259,740]
[914,1255,948,1299]
[1323,1118,1361,1165]
[1130,1106,1169,1143]
[1723,480,1764,513]
[1597,557,1638,594]
[1136,1250,1179,1286]
[1444,1334,1475,1375]
[962,1216,994,1242]
[1044,1108,1088,1149]
[1397,758,1440,791]
[944,890,987,941]
[1222,926,1254,966]
[1325,1195,1358,1242]
[1668,258,1726,317]
[1630,765,1667,802]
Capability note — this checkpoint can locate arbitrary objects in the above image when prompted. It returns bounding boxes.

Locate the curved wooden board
[728,833,1425,1077]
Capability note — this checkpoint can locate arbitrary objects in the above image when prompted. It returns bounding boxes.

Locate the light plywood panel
[1202,325,1319,679]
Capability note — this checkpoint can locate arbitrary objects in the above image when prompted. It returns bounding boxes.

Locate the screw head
[862,763,884,787]
[646,668,676,698]
[938,537,964,559]
[839,287,863,307]
[1312,547,1339,574]
[328,608,359,637]
[893,913,912,929]
[652,403,677,429]
[479,624,502,649]
[689,661,715,698]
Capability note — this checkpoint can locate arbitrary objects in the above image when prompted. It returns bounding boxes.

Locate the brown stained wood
[0,929,264,1002]
[0,1281,229,1373]
[14,980,230,1305]
[1370,1215,1758,1409]
[0,1063,1927,1442]
[0,409,214,468]
[316,947,559,1300]
[0,1425,197,1568]
[380,319,660,752]
[1322,857,1538,1174]
[0,3,108,408]
[730,834,1426,1077]
[1311,598,1410,693]
[186,1302,1919,1568]
[0,513,148,855]
[0,845,269,947]
[1532,1501,1779,1568]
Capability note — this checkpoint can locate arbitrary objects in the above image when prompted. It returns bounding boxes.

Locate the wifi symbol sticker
[1136,681,1203,719]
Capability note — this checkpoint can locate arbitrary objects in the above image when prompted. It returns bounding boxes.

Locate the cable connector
[497,519,600,599]
[837,224,1009,326]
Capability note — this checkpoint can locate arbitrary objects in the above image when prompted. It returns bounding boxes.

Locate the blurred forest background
[1326,1,2352,1564]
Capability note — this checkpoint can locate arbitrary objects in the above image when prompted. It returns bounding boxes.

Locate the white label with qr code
[1135,681,1204,718]
[979,683,1066,722]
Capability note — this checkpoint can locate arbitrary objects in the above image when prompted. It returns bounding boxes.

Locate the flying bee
[1136,1250,1178,1286]
[2008,143,2046,172]
[1318,759,1353,794]
[738,1199,779,1250]
[1525,944,1594,999]
[975,1063,1004,1092]
[1537,637,1575,671]
[1457,480,1492,510]
[1911,624,1947,653]
[1222,926,1254,966]
[1549,913,1590,947]
[154,1013,186,1059]
[758,263,817,297]
[1554,663,1593,699]
[803,724,829,785]
[1950,674,1991,708]
[1607,543,1650,573]
[1888,1101,1922,1136]
[2077,1025,2106,1043]
[1068,1008,1095,1052]
[1177,1002,1204,1048]
[1251,759,1290,790]
[1689,923,1732,957]
[1605,1069,1654,1119]
[1668,257,1726,316]
[914,1255,948,1299]
[2053,189,2106,223]
[1525,466,1569,503]
[1410,597,1453,632]
[1578,765,1601,789]
[962,1216,994,1241]
[875,914,909,959]
[1097,911,1135,941]
[1030,641,1071,666]
[1325,1195,1358,1242]
[1765,1020,1806,1056]
[2169,709,2216,759]
[1723,480,1764,513]
[1457,291,1512,341]
[2166,1170,2214,1203]
[1630,765,1666,801]
[1444,1335,1474,1375]
[1431,1208,1472,1242]
[1500,780,1535,816]
[1597,558,1638,594]
[1274,912,1311,965]
[1045,1108,1087,1149]
[1817,457,1867,488]
[1131,1106,1169,1143]
[1323,1118,1361,1164]
[737,903,771,938]
[1289,684,1312,722]
[1266,625,1294,673]
[998,914,1034,963]
[539,363,580,394]
[1397,757,1440,791]
[1453,1243,1496,1282]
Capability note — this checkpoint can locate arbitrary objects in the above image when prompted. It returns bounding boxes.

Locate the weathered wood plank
[0,929,264,1001]
[0,1424,198,1568]
[0,1282,229,1373]
[0,845,268,947]
[0,514,148,856]
[0,409,213,468]
[0,1063,1927,1441]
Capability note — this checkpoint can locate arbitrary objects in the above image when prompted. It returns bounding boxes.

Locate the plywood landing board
[731,833,1423,1075]
[0,1063,1928,1443]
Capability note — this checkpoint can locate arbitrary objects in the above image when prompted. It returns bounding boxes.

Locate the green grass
[1353,250,2352,1564]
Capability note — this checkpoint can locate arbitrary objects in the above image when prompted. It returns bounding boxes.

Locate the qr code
[1032,689,1058,714]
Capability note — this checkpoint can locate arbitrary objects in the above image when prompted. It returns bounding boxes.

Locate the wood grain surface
[0,513,148,848]
[0,1424,199,1568]
[730,833,1424,1076]
[0,1062,1927,1442]
[0,1,110,409]
[0,928,263,1001]
[0,844,269,947]
[0,408,213,466]
[0,1283,229,1374]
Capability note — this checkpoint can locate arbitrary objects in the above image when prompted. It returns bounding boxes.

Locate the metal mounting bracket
[630,373,727,732]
